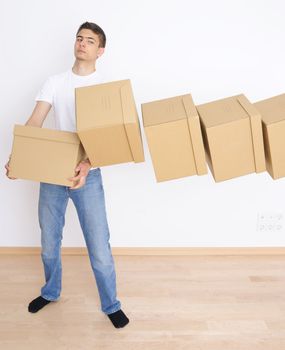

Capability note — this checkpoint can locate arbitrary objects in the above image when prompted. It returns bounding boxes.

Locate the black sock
[28,296,51,313]
[107,309,129,328]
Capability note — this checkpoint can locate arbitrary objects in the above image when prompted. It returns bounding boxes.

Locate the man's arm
[25,101,52,127]
[5,101,51,179]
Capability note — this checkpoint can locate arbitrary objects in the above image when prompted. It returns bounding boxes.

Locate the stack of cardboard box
[142,93,267,182]
[9,80,145,186]
[8,80,285,185]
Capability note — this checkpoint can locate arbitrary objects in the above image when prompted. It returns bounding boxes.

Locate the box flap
[123,123,145,163]
[75,80,129,130]
[120,81,145,162]
[197,95,249,128]
[142,94,190,127]
[182,95,207,175]
[182,94,198,119]
[13,125,81,145]
[237,95,266,172]
[120,80,137,124]
[254,93,285,125]
[236,94,260,119]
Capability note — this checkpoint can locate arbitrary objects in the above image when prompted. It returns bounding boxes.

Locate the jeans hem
[104,304,122,315]
[41,294,60,302]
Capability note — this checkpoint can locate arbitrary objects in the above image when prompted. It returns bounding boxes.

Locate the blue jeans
[38,168,121,315]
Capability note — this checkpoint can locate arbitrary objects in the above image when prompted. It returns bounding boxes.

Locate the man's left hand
[68,159,91,189]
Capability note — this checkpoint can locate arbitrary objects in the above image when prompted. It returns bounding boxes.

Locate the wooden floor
[1,254,285,350]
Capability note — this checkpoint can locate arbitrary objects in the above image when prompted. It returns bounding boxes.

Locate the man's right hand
[5,157,17,180]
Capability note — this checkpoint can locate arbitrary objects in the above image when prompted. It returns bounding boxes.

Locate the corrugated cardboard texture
[75,79,144,167]
[254,94,285,179]
[9,125,85,186]
[197,94,265,182]
[142,94,207,182]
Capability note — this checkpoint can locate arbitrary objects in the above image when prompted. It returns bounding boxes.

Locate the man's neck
[72,60,96,76]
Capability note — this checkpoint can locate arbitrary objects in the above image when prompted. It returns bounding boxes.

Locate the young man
[5,22,129,329]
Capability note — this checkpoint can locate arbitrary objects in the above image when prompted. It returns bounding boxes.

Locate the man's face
[74,29,104,62]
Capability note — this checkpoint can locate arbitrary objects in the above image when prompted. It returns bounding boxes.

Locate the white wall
[1,0,285,247]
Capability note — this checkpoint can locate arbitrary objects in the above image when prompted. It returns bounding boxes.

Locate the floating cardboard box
[9,125,85,186]
[254,93,285,179]
[196,94,266,182]
[75,79,144,167]
[141,94,207,182]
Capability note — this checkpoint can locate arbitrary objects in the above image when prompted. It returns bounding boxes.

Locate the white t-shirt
[35,69,102,132]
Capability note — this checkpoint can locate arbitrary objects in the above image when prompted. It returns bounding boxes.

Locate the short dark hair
[76,22,106,48]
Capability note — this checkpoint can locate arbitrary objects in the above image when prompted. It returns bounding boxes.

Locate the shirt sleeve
[35,77,54,105]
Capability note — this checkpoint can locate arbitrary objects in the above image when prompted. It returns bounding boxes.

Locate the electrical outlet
[257,212,284,232]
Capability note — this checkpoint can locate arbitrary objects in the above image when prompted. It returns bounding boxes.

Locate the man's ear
[97,47,105,58]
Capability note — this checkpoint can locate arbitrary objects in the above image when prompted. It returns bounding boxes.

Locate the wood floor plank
[0,254,285,349]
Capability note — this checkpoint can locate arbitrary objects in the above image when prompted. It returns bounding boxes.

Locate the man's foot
[107,309,129,328]
[28,296,51,313]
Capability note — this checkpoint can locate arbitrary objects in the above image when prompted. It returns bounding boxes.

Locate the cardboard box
[254,93,285,179]
[75,79,144,167]
[196,94,266,182]
[9,125,85,186]
[141,94,207,182]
